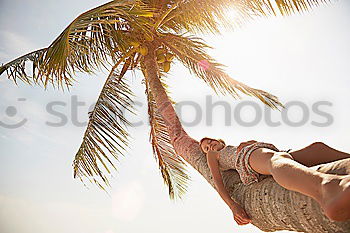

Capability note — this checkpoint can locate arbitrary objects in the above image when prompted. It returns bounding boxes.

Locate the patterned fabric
[218,145,237,171]
[218,142,292,186]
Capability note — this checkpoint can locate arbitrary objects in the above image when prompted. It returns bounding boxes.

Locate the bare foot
[320,174,350,221]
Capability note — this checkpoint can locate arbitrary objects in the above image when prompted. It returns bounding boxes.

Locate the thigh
[288,146,314,167]
[288,143,331,167]
[248,148,276,175]
[289,143,350,167]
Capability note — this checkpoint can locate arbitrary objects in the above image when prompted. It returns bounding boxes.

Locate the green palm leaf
[73,58,136,189]
[0,0,155,90]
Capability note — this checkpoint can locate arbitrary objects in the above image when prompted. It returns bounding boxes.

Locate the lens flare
[198,59,210,70]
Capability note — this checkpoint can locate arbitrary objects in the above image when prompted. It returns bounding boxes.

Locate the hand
[208,143,221,152]
[208,144,218,152]
[237,140,257,154]
[230,204,252,226]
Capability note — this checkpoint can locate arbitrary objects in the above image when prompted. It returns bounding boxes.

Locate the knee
[310,141,327,150]
[324,206,349,222]
[268,152,295,176]
[270,152,294,163]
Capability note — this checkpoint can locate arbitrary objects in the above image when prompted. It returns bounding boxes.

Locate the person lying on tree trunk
[199,138,350,225]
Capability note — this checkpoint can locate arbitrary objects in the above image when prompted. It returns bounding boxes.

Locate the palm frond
[0,48,51,87]
[141,64,191,201]
[157,0,330,34]
[234,0,331,17]
[73,58,136,189]
[156,0,233,34]
[162,34,284,110]
[1,0,155,90]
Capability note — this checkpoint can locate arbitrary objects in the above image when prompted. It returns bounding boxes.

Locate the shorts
[234,142,292,185]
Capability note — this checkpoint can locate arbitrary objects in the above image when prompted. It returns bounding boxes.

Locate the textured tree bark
[143,43,350,232]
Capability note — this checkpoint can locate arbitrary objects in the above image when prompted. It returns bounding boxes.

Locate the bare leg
[321,175,350,221]
[289,142,350,167]
[248,148,350,221]
[249,149,323,201]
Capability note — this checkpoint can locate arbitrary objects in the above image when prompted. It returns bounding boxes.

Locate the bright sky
[0,1,349,233]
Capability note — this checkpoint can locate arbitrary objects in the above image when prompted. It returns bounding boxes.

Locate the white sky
[0,1,349,233]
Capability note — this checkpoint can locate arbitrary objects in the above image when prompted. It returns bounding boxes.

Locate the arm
[206,150,237,209]
[206,150,252,225]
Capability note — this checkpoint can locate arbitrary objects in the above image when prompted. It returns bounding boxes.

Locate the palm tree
[1,0,349,232]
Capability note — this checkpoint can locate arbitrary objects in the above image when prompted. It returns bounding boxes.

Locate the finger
[238,214,250,223]
[236,215,245,224]
[240,218,250,225]
[236,219,243,225]
[239,216,249,224]
[243,218,251,223]
[243,218,252,224]
[239,219,248,225]
[234,216,243,225]
[237,218,246,225]
[242,215,251,222]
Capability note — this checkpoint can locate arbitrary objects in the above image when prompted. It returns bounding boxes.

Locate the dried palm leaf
[141,65,191,200]
[162,34,284,109]
[73,59,136,190]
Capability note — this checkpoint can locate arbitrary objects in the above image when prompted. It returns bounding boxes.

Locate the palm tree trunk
[143,43,350,232]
